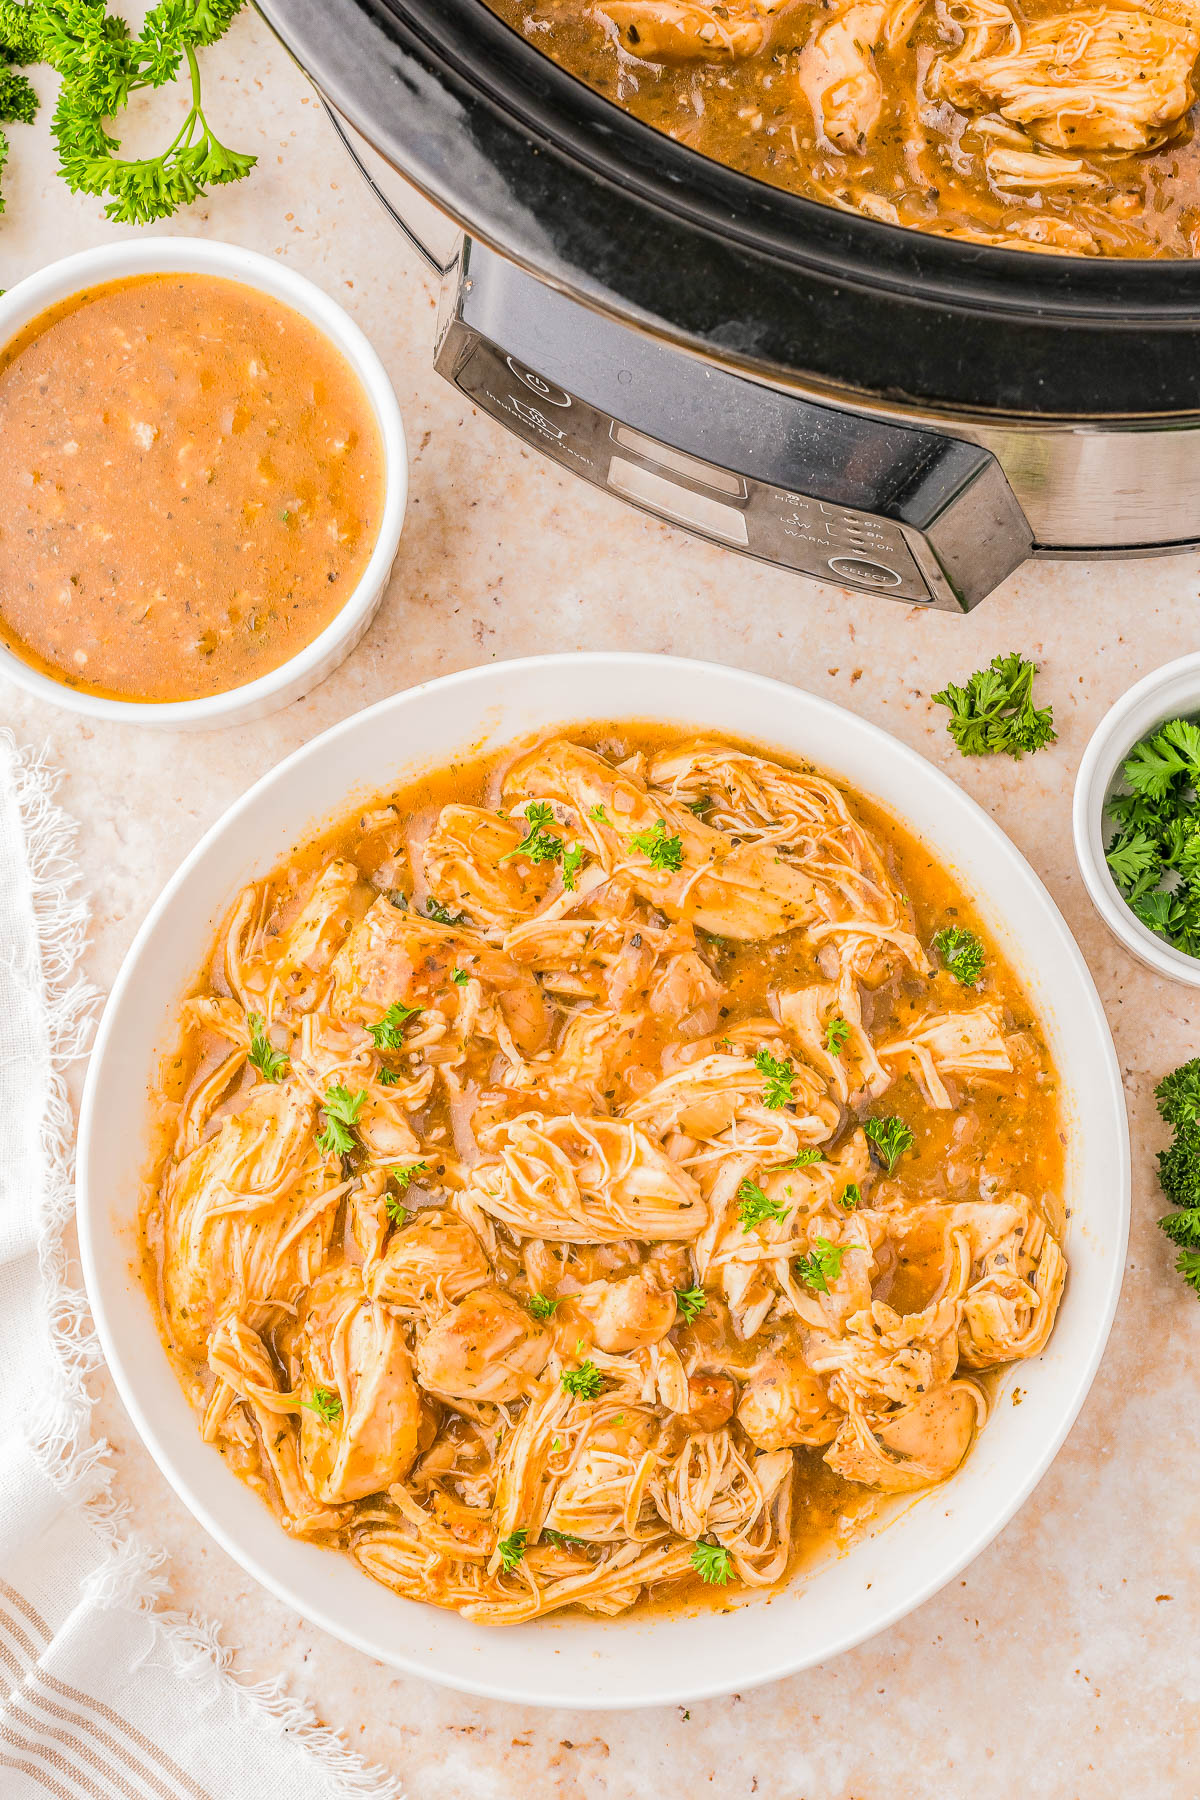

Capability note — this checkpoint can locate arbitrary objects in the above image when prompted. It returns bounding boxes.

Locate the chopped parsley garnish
[424,896,465,926]
[588,803,608,822]
[795,1236,844,1293]
[737,1178,789,1232]
[561,844,584,891]
[496,1527,527,1572]
[685,797,710,816]
[690,1541,733,1586]
[839,1182,862,1211]
[780,1148,824,1169]
[367,1000,422,1049]
[390,1161,428,1193]
[543,1528,587,1550]
[377,1068,400,1087]
[754,1048,795,1109]
[863,1114,914,1174]
[384,1196,407,1227]
[824,1016,850,1056]
[527,1293,559,1321]
[302,1385,342,1425]
[247,1011,288,1082]
[933,926,986,986]
[451,967,469,987]
[1104,716,1200,958]
[1154,1060,1200,1293]
[675,1285,707,1324]
[501,801,563,866]
[560,1361,604,1400]
[628,818,684,873]
[932,653,1056,760]
[316,1084,367,1158]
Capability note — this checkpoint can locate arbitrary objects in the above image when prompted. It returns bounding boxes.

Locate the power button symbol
[505,357,572,408]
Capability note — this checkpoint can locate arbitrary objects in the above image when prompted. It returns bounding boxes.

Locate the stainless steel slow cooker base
[333,112,1200,611]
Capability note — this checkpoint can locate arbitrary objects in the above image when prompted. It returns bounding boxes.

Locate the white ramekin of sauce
[0,238,407,729]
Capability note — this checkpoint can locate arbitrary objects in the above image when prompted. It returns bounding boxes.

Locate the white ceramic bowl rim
[1073,650,1200,985]
[78,652,1130,1708]
[0,238,407,726]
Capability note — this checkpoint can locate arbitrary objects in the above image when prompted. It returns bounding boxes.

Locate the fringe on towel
[2,732,406,1800]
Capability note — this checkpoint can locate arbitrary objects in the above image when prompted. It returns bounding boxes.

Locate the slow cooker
[261,0,1200,610]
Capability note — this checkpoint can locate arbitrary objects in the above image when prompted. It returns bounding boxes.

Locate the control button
[505,357,571,407]
[828,555,904,589]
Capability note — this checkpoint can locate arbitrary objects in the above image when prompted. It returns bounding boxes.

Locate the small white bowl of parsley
[1074,653,1200,984]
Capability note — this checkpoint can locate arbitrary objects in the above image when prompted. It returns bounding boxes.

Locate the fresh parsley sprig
[675,1285,707,1324]
[496,1527,527,1573]
[794,1236,843,1294]
[247,1011,288,1082]
[690,1540,733,1585]
[560,1361,603,1401]
[501,801,563,866]
[863,1114,914,1174]
[527,1293,558,1321]
[317,1083,366,1158]
[367,1000,422,1050]
[933,926,986,986]
[19,0,255,224]
[737,1177,788,1232]
[628,818,684,873]
[301,1384,341,1425]
[754,1048,795,1109]
[932,653,1055,759]
[824,1016,850,1056]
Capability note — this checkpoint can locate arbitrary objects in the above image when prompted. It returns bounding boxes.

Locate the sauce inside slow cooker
[0,274,385,703]
[487,0,1200,257]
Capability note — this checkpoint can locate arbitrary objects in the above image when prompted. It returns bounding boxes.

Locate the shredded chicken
[145,727,1066,1624]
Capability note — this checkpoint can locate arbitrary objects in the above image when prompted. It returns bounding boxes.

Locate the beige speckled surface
[3,9,1198,1794]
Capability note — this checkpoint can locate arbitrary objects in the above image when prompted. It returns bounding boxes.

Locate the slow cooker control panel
[436,243,1032,612]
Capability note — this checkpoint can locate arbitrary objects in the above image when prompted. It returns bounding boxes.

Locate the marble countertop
[3,9,1197,1795]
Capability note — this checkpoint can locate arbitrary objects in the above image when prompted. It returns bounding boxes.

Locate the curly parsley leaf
[628,818,684,873]
[561,843,584,891]
[542,1527,588,1550]
[317,1083,366,1158]
[501,800,563,866]
[390,1160,428,1195]
[675,1285,707,1324]
[496,1527,527,1572]
[560,1361,603,1401]
[737,1177,789,1233]
[527,1293,559,1322]
[302,1384,341,1425]
[690,1540,733,1585]
[932,653,1055,760]
[824,1016,850,1056]
[246,1011,288,1082]
[367,1000,422,1049]
[933,926,986,986]
[794,1235,843,1294]
[863,1114,914,1174]
[29,0,255,225]
[839,1182,861,1211]
[754,1048,795,1109]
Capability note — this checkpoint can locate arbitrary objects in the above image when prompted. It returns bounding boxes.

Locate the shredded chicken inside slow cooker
[143,726,1066,1623]
[489,0,1200,255]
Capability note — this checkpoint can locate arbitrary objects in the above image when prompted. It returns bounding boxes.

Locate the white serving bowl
[1074,652,1200,985]
[0,239,407,729]
[78,653,1129,1707]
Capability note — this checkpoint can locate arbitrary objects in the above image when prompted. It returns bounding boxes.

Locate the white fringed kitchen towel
[0,732,404,1800]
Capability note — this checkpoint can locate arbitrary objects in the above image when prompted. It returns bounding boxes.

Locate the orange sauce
[0,273,386,703]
